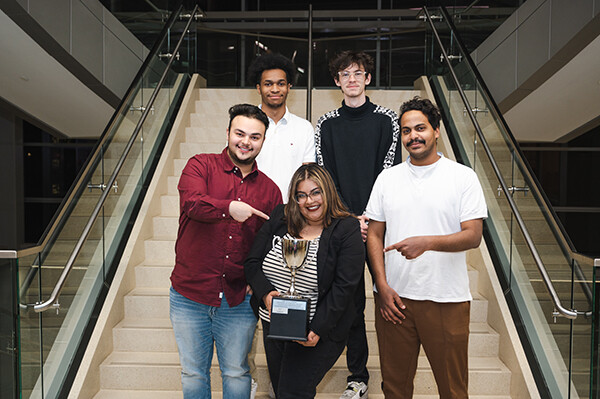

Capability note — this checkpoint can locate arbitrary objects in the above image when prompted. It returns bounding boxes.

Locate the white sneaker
[340,381,368,399]
[250,378,258,399]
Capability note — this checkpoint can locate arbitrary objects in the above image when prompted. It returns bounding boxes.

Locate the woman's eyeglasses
[295,188,322,204]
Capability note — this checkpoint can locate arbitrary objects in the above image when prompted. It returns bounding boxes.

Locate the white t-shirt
[365,154,487,302]
[256,107,316,201]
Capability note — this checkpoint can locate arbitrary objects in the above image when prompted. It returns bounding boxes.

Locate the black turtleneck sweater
[315,97,401,215]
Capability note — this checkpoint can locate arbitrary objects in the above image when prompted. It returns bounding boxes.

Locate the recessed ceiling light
[228,45,235,50]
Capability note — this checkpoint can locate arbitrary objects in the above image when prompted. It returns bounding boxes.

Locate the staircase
[69,76,537,398]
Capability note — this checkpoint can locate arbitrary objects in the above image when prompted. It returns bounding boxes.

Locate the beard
[227,148,256,166]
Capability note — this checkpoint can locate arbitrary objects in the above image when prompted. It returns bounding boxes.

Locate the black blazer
[244,204,365,342]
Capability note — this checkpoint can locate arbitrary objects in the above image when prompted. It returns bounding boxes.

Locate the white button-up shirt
[256,107,316,201]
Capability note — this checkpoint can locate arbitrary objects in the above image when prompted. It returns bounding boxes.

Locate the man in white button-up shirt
[246,53,316,399]
[249,53,316,201]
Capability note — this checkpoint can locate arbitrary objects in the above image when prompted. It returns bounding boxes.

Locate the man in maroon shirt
[170,104,282,399]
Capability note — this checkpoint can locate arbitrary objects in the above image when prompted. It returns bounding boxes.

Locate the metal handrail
[438,3,597,309]
[9,2,186,310]
[33,5,199,313]
[423,6,578,319]
[8,4,185,264]
[436,6,596,312]
[438,6,583,260]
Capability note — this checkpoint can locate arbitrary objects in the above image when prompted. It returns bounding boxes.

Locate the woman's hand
[263,290,280,316]
[357,215,369,242]
[295,331,320,347]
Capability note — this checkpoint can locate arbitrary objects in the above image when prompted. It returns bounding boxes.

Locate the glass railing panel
[571,256,593,399]
[432,75,517,286]
[1,256,19,399]
[592,262,600,398]
[469,79,594,392]
[425,6,595,397]
[13,5,194,398]
[38,67,187,399]
[507,218,572,397]
[16,252,42,399]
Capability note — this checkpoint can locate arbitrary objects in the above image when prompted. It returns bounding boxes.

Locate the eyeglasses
[295,188,322,203]
[338,70,368,80]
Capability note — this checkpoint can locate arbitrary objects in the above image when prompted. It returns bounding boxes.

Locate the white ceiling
[503,33,600,143]
[0,10,114,138]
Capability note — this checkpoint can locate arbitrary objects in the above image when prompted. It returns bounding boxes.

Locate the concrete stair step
[94,391,183,399]
[153,216,178,240]
[18,267,87,291]
[144,240,175,265]
[512,244,566,264]
[196,89,257,104]
[173,158,187,177]
[99,351,510,395]
[87,155,145,180]
[101,141,143,160]
[69,194,122,216]
[112,316,499,358]
[194,93,256,114]
[122,287,489,328]
[185,126,228,143]
[413,397,509,399]
[41,238,101,266]
[161,195,179,216]
[113,319,176,352]
[92,390,510,399]
[135,263,173,288]
[168,176,179,195]
[58,215,104,240]
[180,142,224,159]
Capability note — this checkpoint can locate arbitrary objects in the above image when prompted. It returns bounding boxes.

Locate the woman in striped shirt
[245,164,365,399]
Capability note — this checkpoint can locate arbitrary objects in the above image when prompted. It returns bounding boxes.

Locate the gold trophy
[268,237,312,341]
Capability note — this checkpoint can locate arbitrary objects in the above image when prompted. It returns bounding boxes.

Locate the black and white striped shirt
[259,234,320,323]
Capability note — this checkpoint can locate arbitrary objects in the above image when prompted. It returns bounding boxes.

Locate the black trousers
[345,271,369,384]
[262,319,346,399]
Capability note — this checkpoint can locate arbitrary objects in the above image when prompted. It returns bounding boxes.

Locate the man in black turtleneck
[315,51,401,399]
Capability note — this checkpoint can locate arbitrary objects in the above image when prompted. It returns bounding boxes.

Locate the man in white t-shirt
[248,53,315,200]
[365,97,487,399]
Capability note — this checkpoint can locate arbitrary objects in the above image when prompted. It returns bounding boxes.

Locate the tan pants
[374,294,470,399]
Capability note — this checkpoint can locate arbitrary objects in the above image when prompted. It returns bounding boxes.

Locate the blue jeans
[170,287,257,399]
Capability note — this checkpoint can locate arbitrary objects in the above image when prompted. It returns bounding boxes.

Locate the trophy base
[267,297,311,341]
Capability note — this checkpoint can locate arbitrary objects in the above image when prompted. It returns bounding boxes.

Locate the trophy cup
[267,237,312,341]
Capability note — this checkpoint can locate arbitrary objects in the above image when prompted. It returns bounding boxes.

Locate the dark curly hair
[247,53,297,86]
[399,97,441,130]
[328,50,374,80]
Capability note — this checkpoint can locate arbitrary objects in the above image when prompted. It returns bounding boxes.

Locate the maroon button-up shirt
[170,148,282,307]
